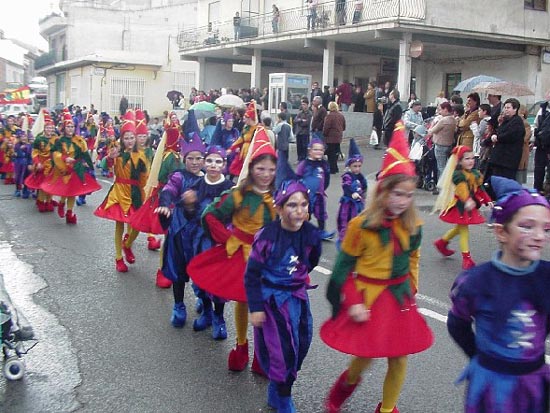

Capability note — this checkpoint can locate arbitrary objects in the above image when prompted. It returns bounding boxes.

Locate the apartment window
[110,76,145,115]
[525,0,547,10]
[445,73,461,98]
[173,72,196,98]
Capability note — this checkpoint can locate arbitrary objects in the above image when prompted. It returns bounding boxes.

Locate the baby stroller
[409,124,438,192]
[1,301,36,380]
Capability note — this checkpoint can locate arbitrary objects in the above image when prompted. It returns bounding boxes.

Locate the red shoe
[37,201,47,213]
[434,238,455,257]
[66,210,77,224]
[51,199,58,207]
[374,403,399,413]
[57,202,66,218]
[115,258,128,273]
[45,201,54,212]
[461,252,475,270]
[155,269,172,288]
[147,236,162,251]
[325,370,361,413]
[122,242,136,264]
[228,341,249,371]
[251,351,266,377]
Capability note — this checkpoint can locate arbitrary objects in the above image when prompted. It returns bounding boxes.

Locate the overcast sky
[1,1,56,50]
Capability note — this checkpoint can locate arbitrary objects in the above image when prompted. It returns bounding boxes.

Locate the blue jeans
[340,103,349,112]
[434,144,452,181]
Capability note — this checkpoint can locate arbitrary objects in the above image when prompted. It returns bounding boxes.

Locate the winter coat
[323,111,346,144]
[489,114,525,171]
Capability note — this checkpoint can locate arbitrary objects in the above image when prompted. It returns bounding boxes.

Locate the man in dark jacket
[533,100,550,194]
[311,96,327,141]
[484,98,526,197]
[382,89,402,146]
[294,98,313,161]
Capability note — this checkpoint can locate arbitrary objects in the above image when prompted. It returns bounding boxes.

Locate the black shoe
[432,188,439,195]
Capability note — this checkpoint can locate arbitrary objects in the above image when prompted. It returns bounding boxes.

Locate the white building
[177,0,550,106]
[38,0,199,116]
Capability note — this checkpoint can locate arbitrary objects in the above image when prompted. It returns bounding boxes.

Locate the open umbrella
[187,101,217,119]
[453,75,503,93]
[215,94,245,108]
[166,90,182,102]
[472,81,534,97]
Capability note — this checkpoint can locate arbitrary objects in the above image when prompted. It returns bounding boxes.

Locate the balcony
[39,13,68,37]
[34,51,58,70]
[177,0,426,51]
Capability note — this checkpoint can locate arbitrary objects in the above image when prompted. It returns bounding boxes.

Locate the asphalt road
[0,141,547,413]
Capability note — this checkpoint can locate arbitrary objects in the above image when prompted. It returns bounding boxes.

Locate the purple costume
[448,254,550,413]
[336,171,367,243]
[13,141,32,187]
[296,158,330,224]
[245,220,321,394]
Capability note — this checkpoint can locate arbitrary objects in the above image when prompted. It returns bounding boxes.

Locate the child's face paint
[277,191,309,232]
[497,205,550,267]
[385,180,416,217]
[205,154,225,180]
[349,161,362,174]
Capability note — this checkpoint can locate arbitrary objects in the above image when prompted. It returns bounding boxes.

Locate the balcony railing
[178,0,425,50]
[35,51,57,70]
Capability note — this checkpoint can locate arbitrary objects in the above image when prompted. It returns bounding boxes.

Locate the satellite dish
[410,40,423,58]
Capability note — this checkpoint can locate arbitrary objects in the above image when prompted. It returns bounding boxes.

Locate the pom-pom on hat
[244,100,257,124]
[120,109,136,135]
[346,138,363,167]
[181,132,206,157]
[377,120,416,181]
[206,144,226,159]
[274,154,308,206]
[490,176,550,224]
[451,145,471,160]
[135,109,148,135]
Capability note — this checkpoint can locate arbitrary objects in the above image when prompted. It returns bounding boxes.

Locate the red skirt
[0,161,14,174]
[228,156,244,177]
[129,187,166,234]
[40,173,102,197]
[24,173,46,190]
[187,245,247,302]
[320,279,434,358]
[439,205,485,225]
[94,202,138,224]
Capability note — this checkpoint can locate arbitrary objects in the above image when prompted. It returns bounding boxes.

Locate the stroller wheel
[3,356,25,380]
[425,181,436,192]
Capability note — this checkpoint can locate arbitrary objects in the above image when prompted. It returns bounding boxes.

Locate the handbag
[369,130,378,145]
[409,140,423,161]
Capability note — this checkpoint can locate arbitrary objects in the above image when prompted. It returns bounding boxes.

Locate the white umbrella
[215,94,245,108]
[453,75,502,93]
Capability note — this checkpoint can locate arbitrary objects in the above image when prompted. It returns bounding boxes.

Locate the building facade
[38,0,199,116]
[177,0,550,106]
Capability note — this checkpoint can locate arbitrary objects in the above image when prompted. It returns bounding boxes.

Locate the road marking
[99,178,112,185]
[419,307,447,323]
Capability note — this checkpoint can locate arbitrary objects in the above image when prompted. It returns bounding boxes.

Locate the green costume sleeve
[326,251,357,318]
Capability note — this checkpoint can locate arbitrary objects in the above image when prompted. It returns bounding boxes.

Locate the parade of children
[6,89,550,413]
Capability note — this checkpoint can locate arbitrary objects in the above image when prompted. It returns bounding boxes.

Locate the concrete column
[397,32,412,102]
[322,40,335,88]
[250,49,262,88]
[197,57,206,90]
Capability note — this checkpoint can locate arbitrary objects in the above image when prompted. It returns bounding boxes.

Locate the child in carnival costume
[76,112,99,206]
[130,124,184,288]
[188,128,277,373]
[154,132,206,326]
[296,137,334,240]
[40,109,101,224]
[0,115,19,184]
[157,144,233,336]
[336,138,367,249]
[130,108,162,251]
[433,145,494,269]
[447,176,550,413]
[94,110,149,272]
[25,109,58,212]
[211,111,240,174]
[12,127,32,198]
[321,121,434,413]
[245,155,322,413]
[99,125,118,178]
[227,100,258,177]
